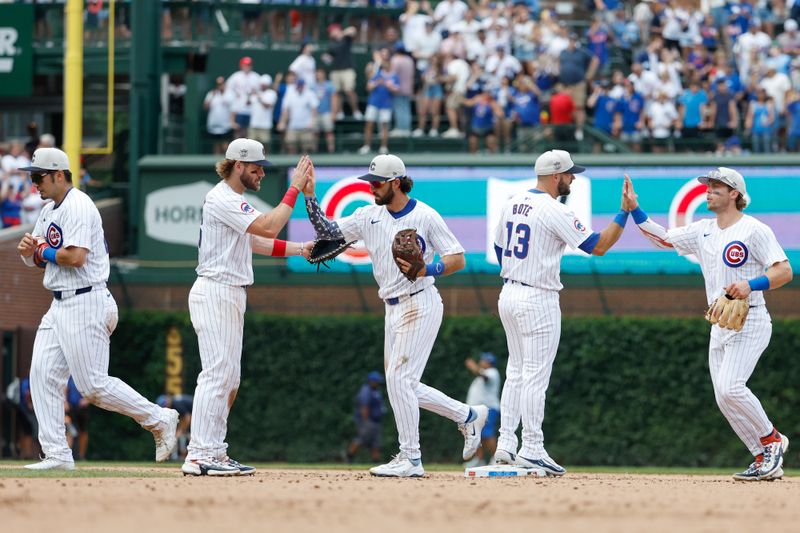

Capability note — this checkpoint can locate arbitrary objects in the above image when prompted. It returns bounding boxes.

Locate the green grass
[1,461,797,478]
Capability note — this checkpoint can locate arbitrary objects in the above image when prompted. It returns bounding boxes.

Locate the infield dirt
[1,468,797,533]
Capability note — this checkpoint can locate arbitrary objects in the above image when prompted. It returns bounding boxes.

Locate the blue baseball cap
[367,371,385,383]
[479,352,497,366]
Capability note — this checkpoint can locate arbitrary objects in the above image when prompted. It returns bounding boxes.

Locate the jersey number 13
[503,222,530,259]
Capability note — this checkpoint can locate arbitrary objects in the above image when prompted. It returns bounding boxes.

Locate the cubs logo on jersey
[573,219,586,232]
[416,233,427,254]
[47,222,63,248]
[723,240,748,268]
[240,202,254,214]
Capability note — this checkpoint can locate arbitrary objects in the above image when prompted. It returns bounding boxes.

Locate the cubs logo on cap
[357,154,406,182]
[225,138,271,167]
[534,150,586,176]
[20,147,72,173]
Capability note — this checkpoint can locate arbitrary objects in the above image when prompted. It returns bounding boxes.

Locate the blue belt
[386,288,425,306]
[503,278,532,287]
[53,287,92,300]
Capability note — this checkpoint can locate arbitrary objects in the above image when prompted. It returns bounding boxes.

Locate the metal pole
[62,0,83,189]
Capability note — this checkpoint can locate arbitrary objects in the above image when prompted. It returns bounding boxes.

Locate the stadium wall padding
[89,312,800,467]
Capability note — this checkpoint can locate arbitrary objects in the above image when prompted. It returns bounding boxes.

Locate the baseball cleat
[24,457,76,471]
[493,448,517,465]
[732,459,763,481]
[369,453,425,478]
[459,405,489,461]
[219,456,256,475]
[181,457,240,476]
[757,433,789,479]
[763,467,784,481]
[153,408,180,462]
[516,455,567,476]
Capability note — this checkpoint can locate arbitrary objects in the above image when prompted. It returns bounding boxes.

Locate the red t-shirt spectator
[550,91,575,125]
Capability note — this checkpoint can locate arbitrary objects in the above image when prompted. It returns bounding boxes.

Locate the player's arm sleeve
[211,195,263,235]
[428,209,465,257]
[751,223,789,268]
[628,207,685,251]
[548,202,595,250]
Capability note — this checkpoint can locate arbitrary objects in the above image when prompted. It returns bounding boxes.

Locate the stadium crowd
[201,0,800,155]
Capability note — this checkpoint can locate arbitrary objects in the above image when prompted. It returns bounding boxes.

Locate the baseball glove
[33,241,48,269]
[392,228,425,282]
[307,238,355,270]
[705,294,749,332]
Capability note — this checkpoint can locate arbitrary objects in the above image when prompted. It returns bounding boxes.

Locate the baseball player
[492,150,633,476]
[182,138,314,476]
[16,148,179,470]
[304,154,489,477]
[624,168,793,481]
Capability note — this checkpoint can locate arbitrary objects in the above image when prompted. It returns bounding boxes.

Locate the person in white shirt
[646,91,679,151]
[433,0,469,34]
[412,19,443,73]
[278,79,320,154]
[400,0,433,53]
[464,352,502,466]
[289,42,317,90]
[248,75,278,145]
[225,57,261,139]
[759,66,792,115]
[304,154,489,477]
[183,139,313,476]
[734,22,772,82]
[625,168,793,481]
[443,54,471,138]
[485,45,522,89]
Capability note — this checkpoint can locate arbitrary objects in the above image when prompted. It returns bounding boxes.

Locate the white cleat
[757,433,789,479]
[459,405,489,461]
[493,448,517,465]
[24,457,75,471]
[370,453,425,477]
[153,408,179,462]
[516,454,567,476]
[181,457,241,476]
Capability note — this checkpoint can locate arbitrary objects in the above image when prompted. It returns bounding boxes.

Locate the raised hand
[621,174,639,211]
[302,156,316,196]
[290,155,310,191]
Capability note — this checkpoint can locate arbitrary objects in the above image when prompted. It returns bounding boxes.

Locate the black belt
[386,288,425,306]
[53,287,92,300]
[503,278,532,287]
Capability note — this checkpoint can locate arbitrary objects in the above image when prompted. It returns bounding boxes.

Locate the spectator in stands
[204,76,233,155]
[493,75,516,152]
[760,65,792,120]
[628,62,659,101]
[358,48,399,155]
[467,28,490,66]
[390,44,416,138]
[511,75,542,152]
[633,0,655,45]
[708,78,739,153]
[401,1,435,53]
[66,376,90,460]
[289,41,317,90]
[511,4,536,74]
[226,56,260,139]
[778,19,800,56]
[434,0,469,34]
[278,78,320,154]
[324,24,362,120]
[485,45,522,89]
[314,69,337,153]
[616,79,646,151]
[441,25,468,59]
[558,33,598,141]
[1,141,26,228]
[443,52,470,138]
[411,19,442,74]
[587,80,618,152]
[248,74,278,147]
[548,83,576,141]
[699,13,719,52]
[733,21,771,82]
[413,53,445,137]
[677,80,710,142]
[465,86,499,154]
[646,90,680,153]
[686,44,713,83]
[745,88,776,153]
[239,0,265,45]
[586,16,611,76]
[786,90,800,152]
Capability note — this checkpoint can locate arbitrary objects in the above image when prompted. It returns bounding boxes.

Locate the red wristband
[270,239,287,257]
[281,186,300,208]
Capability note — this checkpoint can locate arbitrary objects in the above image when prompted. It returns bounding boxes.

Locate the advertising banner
[0,4,33,97]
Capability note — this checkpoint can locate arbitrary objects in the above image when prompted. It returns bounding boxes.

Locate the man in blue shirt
[558,33,599,141]
[512,76,542,152]
[616,81,645,151]
[359,48,399,155]
[347,371,387,463]
[678,81,709,140]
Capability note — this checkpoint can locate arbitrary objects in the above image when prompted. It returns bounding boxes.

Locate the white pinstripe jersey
[493,189,593,291]
[667,215,788,306]
[337,198,465,300]
[196,181,262,286]
[33,188,109,291]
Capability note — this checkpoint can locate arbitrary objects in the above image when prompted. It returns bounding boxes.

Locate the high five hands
[622,174,639,212]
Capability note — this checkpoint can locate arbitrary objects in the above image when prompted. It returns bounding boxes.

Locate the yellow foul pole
[63,0,83,190]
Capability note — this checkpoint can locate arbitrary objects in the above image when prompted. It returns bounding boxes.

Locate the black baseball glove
[307,238,355,270]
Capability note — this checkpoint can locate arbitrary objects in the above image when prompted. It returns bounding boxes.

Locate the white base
[464,465,547,478]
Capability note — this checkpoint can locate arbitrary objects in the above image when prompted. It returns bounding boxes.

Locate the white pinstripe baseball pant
[187,277,246,461]
[30,289,167,461]
[497,282,561,459]
[709,306,773,456]
[384,286,470,459]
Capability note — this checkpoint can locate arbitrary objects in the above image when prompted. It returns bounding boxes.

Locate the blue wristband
[42,247,58,264]
[748,275,770,292]
[425,261,445,277]
[630,207,648,224]
[613,210,629,228]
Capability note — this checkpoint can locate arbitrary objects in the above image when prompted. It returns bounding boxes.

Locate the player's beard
[556,174,571,196]
[374,185,395,206]
[241,173,262,191]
